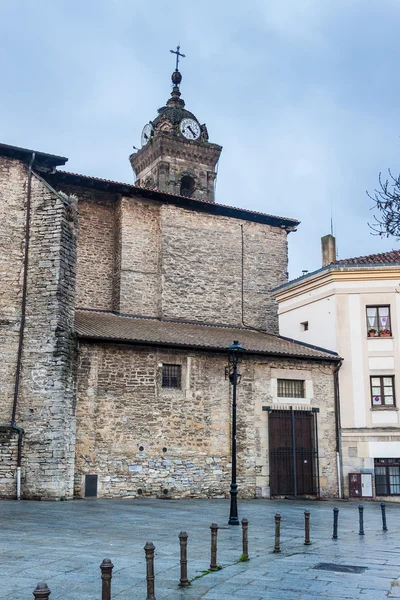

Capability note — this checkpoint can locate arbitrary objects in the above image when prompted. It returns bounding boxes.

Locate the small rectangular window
[162,364,181,389]
[301,321,309,331]
[366,305,391,337]
[277,379,305,398]
[370,375,395,407]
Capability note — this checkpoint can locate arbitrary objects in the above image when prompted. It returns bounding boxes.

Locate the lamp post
[226,340,245,525]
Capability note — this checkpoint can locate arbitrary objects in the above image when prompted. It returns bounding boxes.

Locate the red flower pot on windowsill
[379,329,391,337]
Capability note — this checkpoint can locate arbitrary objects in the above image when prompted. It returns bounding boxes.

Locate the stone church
[0,59,340,501]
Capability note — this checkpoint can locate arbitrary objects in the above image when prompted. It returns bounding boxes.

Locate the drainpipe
[333,359,343,499]
[11,152,35,500]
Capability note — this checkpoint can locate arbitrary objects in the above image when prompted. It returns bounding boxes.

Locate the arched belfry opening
[180,175,195,198]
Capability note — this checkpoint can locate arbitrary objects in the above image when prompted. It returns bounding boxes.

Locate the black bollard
[178,531,189,587]
[273,513,281,553]
[332,507,339,539]
[33,583,51,600]
[381,501,388,531]
[304,510,311,545]
[100,559,114,600]
[358,504,364,536]
[144,542,156,600]
[210,523,219,571]
[241,518,249,559]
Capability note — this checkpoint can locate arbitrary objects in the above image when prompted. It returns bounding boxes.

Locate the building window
[301,321,309,331]
[180,175,195,198]
[277,379,305,398]
[162,364,181,389]
[374,458,400,495]
[370,376,395,407]
[366,305,391,337]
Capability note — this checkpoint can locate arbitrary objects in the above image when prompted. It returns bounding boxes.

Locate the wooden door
[269,409,316,496]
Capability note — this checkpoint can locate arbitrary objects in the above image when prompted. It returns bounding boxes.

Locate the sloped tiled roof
[333,249,400,265]
[46,170,300,229]
[75,310,339,361]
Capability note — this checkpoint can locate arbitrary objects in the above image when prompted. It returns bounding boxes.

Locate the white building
[274,237,400,500]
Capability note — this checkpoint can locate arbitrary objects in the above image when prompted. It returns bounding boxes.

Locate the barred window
[162,364,181,389]
[375,459,400,495]
[277,379,305,398]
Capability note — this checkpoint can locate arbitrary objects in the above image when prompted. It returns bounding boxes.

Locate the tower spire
[168,45,186,107]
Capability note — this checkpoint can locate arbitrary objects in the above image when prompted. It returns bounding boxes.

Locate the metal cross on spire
[170,45,185,71]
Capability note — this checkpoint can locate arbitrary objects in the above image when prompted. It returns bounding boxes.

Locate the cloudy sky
[1,0,399,277]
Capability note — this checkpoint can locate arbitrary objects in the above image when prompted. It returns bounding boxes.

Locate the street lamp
[226,340,245,525]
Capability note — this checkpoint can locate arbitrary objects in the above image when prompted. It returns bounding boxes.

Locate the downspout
[11,152,35,500]
[334,359,343,499]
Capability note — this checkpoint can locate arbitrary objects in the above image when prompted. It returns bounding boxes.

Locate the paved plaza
[2,497,400,599]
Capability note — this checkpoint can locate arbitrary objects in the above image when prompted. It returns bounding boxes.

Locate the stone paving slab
[2,498,400,599]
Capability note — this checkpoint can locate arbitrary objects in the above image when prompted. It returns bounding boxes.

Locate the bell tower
[130,47,222,202]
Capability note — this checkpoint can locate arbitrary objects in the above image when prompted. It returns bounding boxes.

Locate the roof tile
[75,310,339,361]
[333,249,400,265]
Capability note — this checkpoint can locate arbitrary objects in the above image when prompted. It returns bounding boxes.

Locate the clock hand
[144,133,148,140]
[188,126,196,136]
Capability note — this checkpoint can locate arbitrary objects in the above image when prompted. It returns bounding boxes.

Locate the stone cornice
[130,133,222,175]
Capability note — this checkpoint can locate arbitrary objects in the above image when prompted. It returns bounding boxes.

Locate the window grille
[162,364,181,389]
[277,379,305,398]
[370,376,395,407]
[374,459,400,495]
[366,305,391,336]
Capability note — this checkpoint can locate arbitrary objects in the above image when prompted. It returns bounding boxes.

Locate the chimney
[321,234,336,266]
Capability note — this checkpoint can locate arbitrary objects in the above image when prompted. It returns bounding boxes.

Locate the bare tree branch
[367,169,400,238]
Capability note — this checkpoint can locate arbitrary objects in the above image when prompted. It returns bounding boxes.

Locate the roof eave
[46,170,299,229]
[274,262,400,295]
[0,142,68,169]
[77,333,340,362]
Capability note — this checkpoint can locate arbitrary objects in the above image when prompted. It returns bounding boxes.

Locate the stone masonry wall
[0,426,19,498]
[116,196,162,316]
[0,157,78,499]
[161,205,288,331]
[52,186,288,331]
[0,158,27,426]
[75,342,338,499]
[55,184,116,311]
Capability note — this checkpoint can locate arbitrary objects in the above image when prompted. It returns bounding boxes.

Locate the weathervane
[170,45,185,71]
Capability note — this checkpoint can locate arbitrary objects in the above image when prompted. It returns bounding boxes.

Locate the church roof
[0,142,67,169]
[47,169,299,229]
[75,309,339,361]
[153,105,198,127]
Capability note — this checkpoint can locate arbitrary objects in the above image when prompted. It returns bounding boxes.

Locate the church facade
[0,64,340,500]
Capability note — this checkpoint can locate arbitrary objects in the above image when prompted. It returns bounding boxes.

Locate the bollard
[304,510,311,545]
[358,504,364,536]
[179,531,189,587]
[100,558,114,600]
[381,501,388,531]
[241,518,249,559]
[273,513,281,553]
[332,507,339,540]
[33,583,51,600]
[144,541,156,600]
[210,523,219,571]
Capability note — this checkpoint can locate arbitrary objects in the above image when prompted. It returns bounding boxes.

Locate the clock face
[141,123,153,146]
[180,118,200,140]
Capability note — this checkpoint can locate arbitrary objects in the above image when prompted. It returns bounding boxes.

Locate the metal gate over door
[267,407,320,497]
